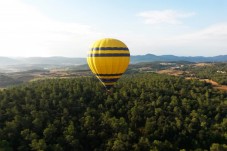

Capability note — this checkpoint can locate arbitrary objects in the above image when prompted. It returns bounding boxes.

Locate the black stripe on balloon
[88,53,130,57]
[91,47,128,51]
[100,78,119,83]
[95,73,123,76]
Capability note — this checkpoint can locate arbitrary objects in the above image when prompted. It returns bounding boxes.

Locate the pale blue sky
[0,0,227,57]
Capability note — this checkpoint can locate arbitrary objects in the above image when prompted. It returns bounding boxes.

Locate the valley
[1,62,226,92]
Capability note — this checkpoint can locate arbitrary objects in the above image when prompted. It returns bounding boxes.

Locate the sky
[0,0,227,57]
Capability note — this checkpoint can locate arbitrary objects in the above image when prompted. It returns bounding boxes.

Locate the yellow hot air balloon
[87,38,130,90]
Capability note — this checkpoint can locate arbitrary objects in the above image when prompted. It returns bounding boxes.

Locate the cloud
[138,10,195,25]
[135,23,227,56]
[174,23,227,55]
[0,0,104,57]
[0,1,225,57]
[179,23,227,41]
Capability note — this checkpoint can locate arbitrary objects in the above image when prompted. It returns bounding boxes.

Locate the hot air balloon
[87,38,130,90]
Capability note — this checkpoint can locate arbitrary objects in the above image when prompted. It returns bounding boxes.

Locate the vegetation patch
[0,73,226,150]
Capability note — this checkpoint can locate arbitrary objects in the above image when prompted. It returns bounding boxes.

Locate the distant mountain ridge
[0,54,226,66]
[131,54,227,63]
[0,57,86,66]
[0,57,18,65]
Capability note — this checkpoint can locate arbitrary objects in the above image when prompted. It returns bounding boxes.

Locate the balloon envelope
[87,38,130,90]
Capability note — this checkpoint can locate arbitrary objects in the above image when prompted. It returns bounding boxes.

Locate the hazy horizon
[0,0,227,57]
[0,53,226,58]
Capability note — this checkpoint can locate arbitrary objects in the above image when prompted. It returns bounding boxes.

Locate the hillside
[0,73,226,150]
[0,74,22,87]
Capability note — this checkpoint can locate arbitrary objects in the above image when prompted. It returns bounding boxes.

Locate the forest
[0,73,227,151]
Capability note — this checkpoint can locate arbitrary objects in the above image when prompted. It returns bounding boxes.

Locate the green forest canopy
[0,73,226,151]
